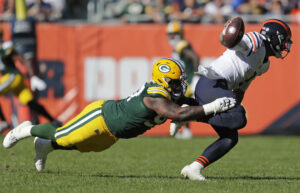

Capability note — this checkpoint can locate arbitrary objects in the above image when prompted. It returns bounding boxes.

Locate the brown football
[220,17,245,48]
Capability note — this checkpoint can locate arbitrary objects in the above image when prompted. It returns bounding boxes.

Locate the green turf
[0,136,299,193]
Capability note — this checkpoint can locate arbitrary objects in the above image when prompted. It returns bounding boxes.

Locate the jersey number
[126,84,145,102]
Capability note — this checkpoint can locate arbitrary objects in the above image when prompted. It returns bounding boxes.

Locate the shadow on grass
[0,168,182,180]
[94,173,182,179]
[2,169,300,181]
[95,174,300,181]
[209,176,300,180]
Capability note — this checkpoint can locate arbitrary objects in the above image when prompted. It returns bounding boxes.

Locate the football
[219,17,245,48]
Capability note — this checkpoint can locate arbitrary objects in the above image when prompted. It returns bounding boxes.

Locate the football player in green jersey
[166,21,200,139]
[3,58,236,172]
[0,28,60,128]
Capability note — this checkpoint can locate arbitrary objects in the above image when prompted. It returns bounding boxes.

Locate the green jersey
[102,81,172,138]
[0,41,19,74]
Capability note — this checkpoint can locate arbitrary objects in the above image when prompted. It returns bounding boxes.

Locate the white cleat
[181,165,206,181]
[34,137,53,172]
[175,128,193,140]
[3,121,32,149]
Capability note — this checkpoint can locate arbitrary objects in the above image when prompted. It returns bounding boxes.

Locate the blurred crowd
[0,0,299,23]
[105,0,300,23]
[0,0,88,21]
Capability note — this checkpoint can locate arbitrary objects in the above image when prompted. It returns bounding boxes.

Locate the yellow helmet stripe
[161,57,185,74]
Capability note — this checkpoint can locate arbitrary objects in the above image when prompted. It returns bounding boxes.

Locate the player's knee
[223,138,238,149]
[222,136,238,149]
[208,105,247,130]
[228,110,247,130]
[230,134,239,147]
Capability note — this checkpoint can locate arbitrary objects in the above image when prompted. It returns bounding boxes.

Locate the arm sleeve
[230,32,263,56]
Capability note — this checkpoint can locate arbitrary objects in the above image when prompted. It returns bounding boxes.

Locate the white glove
[203,97,236,116]
[30,76,47,91]
[170,104,191,136]
[170,121,185,136]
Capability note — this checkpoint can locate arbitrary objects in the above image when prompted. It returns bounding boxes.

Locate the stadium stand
[1,0,298,24]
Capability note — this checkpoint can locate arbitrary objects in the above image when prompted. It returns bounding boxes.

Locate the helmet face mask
[279,38,292,58]
[169,78,187,99]
[152,58,187,99]
[260,19,293,59]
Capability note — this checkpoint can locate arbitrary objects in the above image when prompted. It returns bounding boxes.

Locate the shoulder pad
[245,32,263,53]
[175,40,189,54]
[146,86,171,100]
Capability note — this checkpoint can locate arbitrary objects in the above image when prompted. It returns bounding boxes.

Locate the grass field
[0,135,299,193]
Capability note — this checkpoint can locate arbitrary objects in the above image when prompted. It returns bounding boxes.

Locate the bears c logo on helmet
[158,65,171,73]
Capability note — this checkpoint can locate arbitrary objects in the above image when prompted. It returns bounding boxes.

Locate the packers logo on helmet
[158,64,171,73]
[152,58,187,99]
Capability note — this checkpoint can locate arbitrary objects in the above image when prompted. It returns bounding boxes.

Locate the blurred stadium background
[0,0,300,136]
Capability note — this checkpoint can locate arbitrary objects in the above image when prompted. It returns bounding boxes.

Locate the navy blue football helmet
[259,19,292,58]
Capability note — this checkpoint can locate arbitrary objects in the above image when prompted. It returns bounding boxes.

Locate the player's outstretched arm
[145,97,236,136]
[143,96,236,122]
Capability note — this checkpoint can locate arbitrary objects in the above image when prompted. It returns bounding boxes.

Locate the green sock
[30,122,57,141]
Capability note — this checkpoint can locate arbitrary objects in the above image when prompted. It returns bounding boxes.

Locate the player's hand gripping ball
[219,17,245,48]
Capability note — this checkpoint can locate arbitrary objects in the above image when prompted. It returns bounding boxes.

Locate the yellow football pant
[0,73,33,105]
[55,100,118,152]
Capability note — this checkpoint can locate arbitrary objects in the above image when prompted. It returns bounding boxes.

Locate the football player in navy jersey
[177,18,293,181]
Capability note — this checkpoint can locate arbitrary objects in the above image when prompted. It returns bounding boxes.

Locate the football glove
[170,104,190,136]
[203,97,236,116]
[30,76,47,91]
[169,121,189,136]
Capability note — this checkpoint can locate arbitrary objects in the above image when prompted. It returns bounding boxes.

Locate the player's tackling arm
[143,96,236,122]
